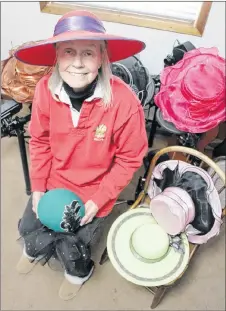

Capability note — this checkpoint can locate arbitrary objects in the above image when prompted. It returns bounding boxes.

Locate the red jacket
[29,74,148,217]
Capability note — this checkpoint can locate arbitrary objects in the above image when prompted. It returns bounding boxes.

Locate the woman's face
[56,40,102,91]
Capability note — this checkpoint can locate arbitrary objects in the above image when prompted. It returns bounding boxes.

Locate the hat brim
[155,90,225,133]
[156,108,185,135]
[107,208,190,287]
[14,31,146,66]
[207,158,226,209]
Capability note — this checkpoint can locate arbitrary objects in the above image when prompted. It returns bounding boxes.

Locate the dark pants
[18,196,107,277]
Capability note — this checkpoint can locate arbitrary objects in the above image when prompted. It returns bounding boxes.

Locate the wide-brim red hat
[14,10,145,66]
[154,47,226,133]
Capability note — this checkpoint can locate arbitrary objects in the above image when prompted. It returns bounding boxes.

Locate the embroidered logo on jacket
[94,124,107,141]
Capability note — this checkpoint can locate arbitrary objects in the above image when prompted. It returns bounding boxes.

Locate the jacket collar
[54,79,103,105]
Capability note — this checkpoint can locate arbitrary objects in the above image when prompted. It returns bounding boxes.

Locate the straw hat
[14,10,145,66]
[107,208,190,287]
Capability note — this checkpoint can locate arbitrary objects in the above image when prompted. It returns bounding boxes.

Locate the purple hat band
[54,15,106,36]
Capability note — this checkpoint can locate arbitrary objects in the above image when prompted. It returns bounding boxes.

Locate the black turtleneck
[63,76,98,112]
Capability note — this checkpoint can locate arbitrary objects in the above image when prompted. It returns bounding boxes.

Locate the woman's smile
[66,72,88,77]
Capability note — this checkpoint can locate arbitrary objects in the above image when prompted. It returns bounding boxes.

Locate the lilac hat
[148,160,223,244]
[150,187,195,236]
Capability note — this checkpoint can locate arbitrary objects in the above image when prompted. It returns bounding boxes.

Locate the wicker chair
[101,146,226,309]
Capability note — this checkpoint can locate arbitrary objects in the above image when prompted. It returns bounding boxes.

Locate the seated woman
[15,10,148,300]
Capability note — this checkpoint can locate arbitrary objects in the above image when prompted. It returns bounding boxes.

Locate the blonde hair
[48,41,113,108]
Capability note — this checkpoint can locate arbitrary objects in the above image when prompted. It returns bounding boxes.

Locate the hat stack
[148,160,223,244]
[107,160,223,287]
[107,208,190,287]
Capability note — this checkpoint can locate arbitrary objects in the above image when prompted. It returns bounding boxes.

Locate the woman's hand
[32,191,45,217]
[80,200,99,226]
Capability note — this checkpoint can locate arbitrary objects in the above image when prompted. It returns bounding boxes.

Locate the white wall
[1,1,225,74]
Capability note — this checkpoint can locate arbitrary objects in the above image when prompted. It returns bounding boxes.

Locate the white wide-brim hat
[107,208,190,287]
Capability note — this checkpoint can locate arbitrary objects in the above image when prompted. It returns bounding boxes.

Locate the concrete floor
[1,129,225,310]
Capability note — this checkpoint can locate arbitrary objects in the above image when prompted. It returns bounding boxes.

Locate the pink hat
[150,187,195,236]
[148,160,223,244]
[14,10,145,66]
[154,47,226,133]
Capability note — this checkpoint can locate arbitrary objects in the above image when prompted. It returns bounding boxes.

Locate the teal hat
[37,188,85,233]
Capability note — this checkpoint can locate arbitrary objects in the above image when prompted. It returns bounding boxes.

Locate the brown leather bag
[1,42,52,104]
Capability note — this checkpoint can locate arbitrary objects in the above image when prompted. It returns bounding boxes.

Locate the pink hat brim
[14,31,146,66]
